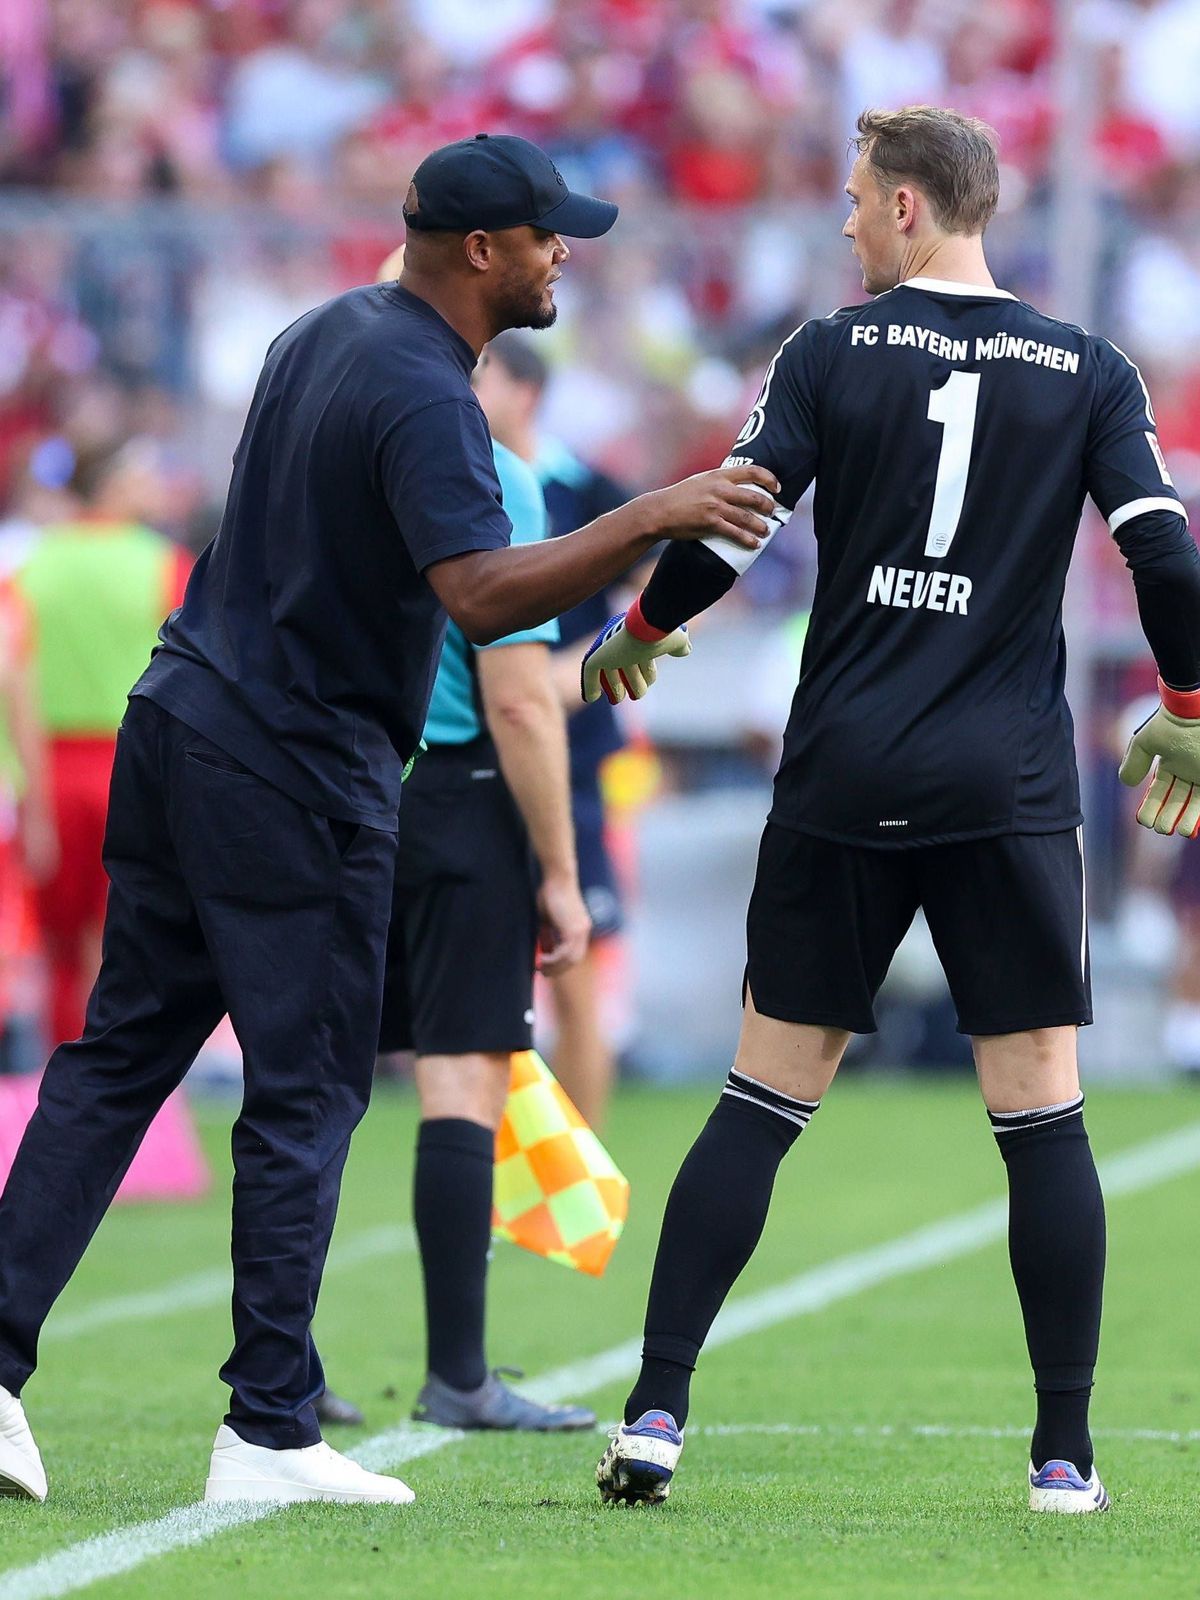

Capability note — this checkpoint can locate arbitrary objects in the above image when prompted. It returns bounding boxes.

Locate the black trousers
[0,697,397,1449]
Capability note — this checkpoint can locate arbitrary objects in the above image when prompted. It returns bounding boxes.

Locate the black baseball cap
[403,133,618,239]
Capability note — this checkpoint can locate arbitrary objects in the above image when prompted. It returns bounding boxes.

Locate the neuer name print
[866,565,972,615]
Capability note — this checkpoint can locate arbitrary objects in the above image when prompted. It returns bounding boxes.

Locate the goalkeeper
[590,105,1200,1516]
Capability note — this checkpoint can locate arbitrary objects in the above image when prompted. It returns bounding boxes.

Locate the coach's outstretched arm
[581,313,820,705]
[427,464,778,647]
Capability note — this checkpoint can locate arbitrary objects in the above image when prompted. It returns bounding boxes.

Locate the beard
[495,277,558,332]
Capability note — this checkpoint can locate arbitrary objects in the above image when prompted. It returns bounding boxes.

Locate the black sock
[624,1070,819,1429]
[991,1095,1105,1476]
[413,1117,495,1392]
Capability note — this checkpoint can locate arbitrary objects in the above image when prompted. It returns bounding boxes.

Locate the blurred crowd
[4,0,1200,209]
[1,0,1200,1074]
[3,1,1200,513]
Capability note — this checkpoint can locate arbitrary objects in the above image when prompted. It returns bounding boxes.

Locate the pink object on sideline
[0,1077,209,1202]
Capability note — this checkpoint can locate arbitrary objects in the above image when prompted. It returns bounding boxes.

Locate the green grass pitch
[1,1078,1198,1599]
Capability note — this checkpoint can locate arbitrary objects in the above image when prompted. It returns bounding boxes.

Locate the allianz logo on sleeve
[866,565,972,615]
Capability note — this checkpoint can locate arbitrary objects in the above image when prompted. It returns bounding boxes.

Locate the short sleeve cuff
[412,529,511,574]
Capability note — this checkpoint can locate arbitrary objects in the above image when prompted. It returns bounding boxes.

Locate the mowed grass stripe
[518,1117,1200,1406]
[685,1422,1200,1443]
[43,1224,416,1342]
[4,1119,1199,1600]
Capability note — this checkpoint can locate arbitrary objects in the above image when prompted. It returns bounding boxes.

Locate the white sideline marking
[3,1121,1199,1600]
[44,1225,415,1342]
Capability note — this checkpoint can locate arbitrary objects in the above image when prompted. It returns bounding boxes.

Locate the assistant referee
[0,132,778,1508]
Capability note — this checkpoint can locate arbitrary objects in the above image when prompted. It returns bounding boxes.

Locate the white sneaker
[204,1425,415,1505]
[0,1385,47,1502]
[1028,1458,1110,1513]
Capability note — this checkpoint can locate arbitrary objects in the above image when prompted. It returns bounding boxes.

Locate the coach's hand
[536,871,592,977]
[1119,679,1200,837]
[582,601,691,705]
[646,464,780,549]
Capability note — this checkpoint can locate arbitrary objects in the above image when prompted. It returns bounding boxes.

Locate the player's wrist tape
[1159,677,1200,718]
[625,595,668,644]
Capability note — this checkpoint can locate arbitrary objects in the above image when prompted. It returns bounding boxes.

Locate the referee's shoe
[413,1370,595,1432]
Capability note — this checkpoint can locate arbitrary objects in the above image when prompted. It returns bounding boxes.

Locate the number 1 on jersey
[925,370,981,559]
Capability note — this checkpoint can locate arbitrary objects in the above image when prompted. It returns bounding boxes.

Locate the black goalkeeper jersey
[727,276,1187,848]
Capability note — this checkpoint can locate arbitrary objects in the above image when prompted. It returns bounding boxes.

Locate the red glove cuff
[625,594,669,644]
[1159,677,1200,719]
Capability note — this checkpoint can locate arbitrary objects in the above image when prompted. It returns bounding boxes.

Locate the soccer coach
[0,133,778,1507]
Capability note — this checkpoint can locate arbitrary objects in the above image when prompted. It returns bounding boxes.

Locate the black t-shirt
[135,284,511,830]
[726,277,1186,847]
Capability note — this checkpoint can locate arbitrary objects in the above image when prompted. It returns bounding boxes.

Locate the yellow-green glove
[1118,678,1200,837]
[581,599,691,706]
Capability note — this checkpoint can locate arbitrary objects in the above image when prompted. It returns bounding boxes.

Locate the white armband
[701,503,792,575]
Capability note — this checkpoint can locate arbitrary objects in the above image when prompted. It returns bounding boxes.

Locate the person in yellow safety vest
[17,444,190,1047]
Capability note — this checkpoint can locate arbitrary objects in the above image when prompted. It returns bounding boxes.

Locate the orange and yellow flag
[492,1050,629,1277]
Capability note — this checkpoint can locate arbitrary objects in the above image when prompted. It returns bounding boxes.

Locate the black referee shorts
[746,822,1092,1037]
[378,738,538,1057]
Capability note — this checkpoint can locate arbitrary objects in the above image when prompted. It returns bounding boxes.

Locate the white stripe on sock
[990,1096,1084,1132]
[720,1086,814,1128]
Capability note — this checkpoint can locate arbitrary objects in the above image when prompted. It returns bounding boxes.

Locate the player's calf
[988,1091,1105,1483]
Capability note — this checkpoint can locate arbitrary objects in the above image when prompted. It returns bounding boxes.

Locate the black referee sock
[991,1095,1105,1476]
[624,1071,819,1429]
[413,1117,495,1393]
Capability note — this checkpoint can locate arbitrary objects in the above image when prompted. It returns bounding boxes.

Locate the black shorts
[377,739,537,1056]
[746,822,1092,1037]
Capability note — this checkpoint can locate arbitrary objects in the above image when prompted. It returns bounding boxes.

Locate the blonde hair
[854,106,1000,236]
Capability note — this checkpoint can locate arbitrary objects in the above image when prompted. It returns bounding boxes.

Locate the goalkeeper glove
[1118,678,1200,837]
[581,598,691,706]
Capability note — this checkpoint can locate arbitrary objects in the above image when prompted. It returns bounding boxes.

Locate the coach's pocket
[178,743,338,907]
[326,816,361,863]
[184,744,256,778]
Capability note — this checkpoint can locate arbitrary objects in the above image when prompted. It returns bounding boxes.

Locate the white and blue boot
[1029,1458,1110,1512]
[596,1410,683,1505]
